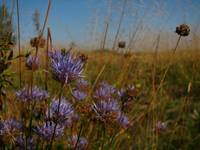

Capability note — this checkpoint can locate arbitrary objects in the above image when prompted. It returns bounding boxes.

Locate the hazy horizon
[4,0,200,50]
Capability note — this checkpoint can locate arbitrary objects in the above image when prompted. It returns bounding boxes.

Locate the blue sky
[3,0,200,49]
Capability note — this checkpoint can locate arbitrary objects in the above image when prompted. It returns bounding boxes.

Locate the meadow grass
[2,48,200,149]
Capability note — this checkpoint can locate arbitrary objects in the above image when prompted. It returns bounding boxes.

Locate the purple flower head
[49,50,85,84]
[35,121,64,140]
[68,135,88,150]
[118,85,136,99]
[118,85,137,111]
[47,98,78,127]
[0,118,22,135]
[16,86,49,102]
[75,78,89,90]
[117,89,126,98]
[26,55,40,70]
[94,81,117,100]
[92,99,121,123]
[118,114,130,129]
[72,79,89,101]
[72,89,87,101]
[15,135,35,150]
[154,121,167,133]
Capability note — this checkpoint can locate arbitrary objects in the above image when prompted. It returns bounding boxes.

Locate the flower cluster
[93,81,117,100]
[92,99,130,128]
[16,86,49,102]
[35,121,64,140]
[91,82,131,128]
[0,118,22,136]
[15,135,35,150]
[49,50,85,84]
[5,48,137,148]
[72,79,89,101]
[93,99,120,123]
[118,85,137,110]
[47,98,78,127]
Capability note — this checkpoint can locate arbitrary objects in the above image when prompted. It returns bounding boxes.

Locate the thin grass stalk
[25,101,36,149]
[10,0,15,19]
[112,0,127,50]
[0,93,2,111]
[127,24,140,51]
[45,27,52,90]
[100,0,112,50]
[151,34,160,149]
[16,0,22,87]
[151,34,160,92]
[48,84,65,150]
[158,35,181,91]
[74,123,83,149]
[39,0,51,38]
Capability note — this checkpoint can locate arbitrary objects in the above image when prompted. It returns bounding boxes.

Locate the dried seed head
[30,37,46,48]
[118,41,126,48]
[176,24,190,36]
[79,54,88,63]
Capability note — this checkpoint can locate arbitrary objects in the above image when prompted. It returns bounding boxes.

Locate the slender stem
[0,92,2,111]
[16,0,22,87]
[40,0,52,37]
[48,84,64,150]
[45,28,52,90]
[112,0,127,50]
[101,0,112,50]
[28,101,36,136]
[25,101,36,149]
[74,123,83,149]
[158,35,181,91]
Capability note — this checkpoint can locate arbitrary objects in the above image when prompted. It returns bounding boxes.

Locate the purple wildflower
[75,79,89,90]
[92,99,121,123]
[16,86,49,102]
[68,135,88,150]
[49,50,85,84]
[118,85,136,99]
[35,121,64,140]
[26,55,40,70]
[118,114,130,129]
[72,89,87,101]
[72,79,89,101]
[94,81,117,100]
[154,121,167,133]
[0,119,22,135]
[117,89,126,98]
[118,85,137,111]
[15,135,35,150]
[47,98,78,127]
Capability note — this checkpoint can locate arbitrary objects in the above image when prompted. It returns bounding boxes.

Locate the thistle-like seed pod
[118,41,126,48]
[79,54,88,63]
[175,24,190,36]
[30,37,46,48]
